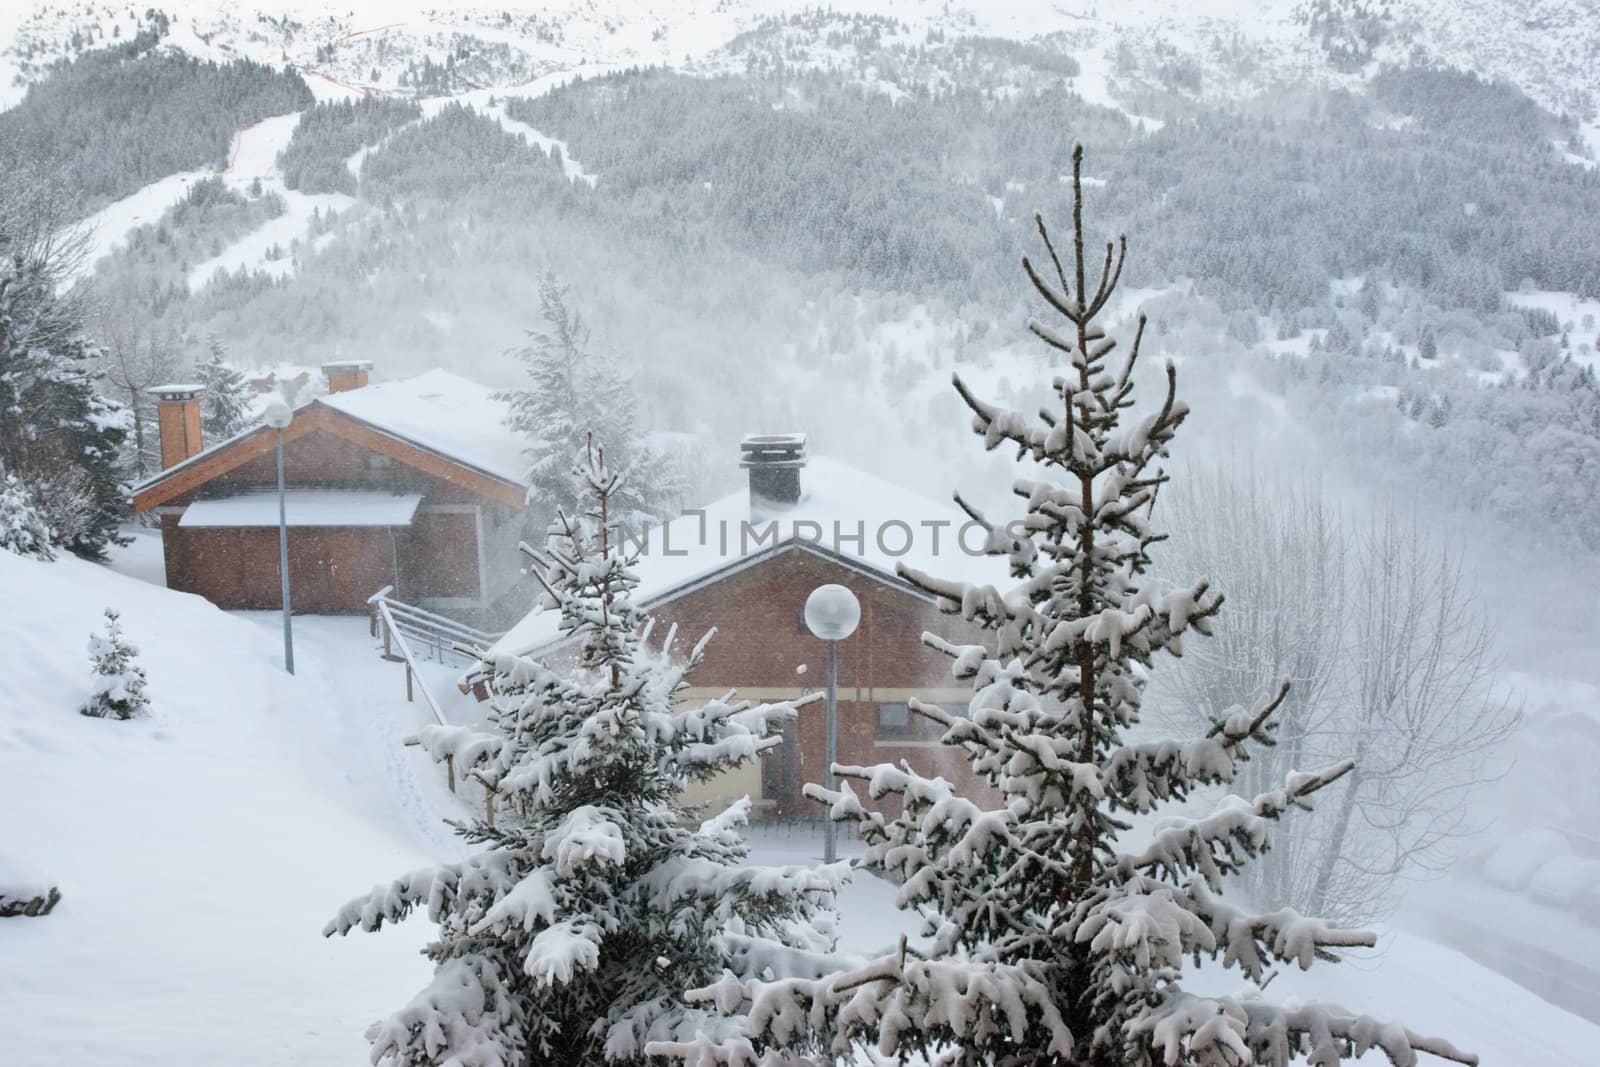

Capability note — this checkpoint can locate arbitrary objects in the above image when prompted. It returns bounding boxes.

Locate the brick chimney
[739,433,807,519]
[322,359,372,394]
[151,384,204,469]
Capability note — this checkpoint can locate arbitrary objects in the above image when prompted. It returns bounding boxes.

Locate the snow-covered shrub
[0,474,54,560]
[655,148,1474,1067]
[1481,828,1572,891]
[80,608,150,720]
[0,854,61,918]
[1528,855,1600,909]
[327,445,841,1065]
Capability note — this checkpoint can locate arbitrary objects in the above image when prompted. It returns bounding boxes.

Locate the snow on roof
[491,454,1010,657]
[179,490,423,528]
[319,369,526,486]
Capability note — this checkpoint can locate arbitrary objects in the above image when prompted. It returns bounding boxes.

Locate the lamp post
[804,582,860,864]
[263,400,295,675]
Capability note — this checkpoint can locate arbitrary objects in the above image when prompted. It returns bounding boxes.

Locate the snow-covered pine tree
[81,608,150,720]
[0,261,130,559]
[496,273,681,535]
[654,148,1476,1067]
[0,473,55,560]
[326,443,842,1066]
[197,337,254,441]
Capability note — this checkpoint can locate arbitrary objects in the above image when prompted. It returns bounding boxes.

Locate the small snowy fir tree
[326,443,842,1066]
[197,337,254,441]
[496,273,681,534]
[81,608,150,720]
[0,473,54,560]
[654,148,1476,1067]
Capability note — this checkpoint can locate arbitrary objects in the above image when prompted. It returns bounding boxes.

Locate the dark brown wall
[161,517,402,613]
[399,512,482,602]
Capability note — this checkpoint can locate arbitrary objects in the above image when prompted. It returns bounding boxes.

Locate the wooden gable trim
[131,403,526,512]
[130,411,323,512]
[325,413,526,508]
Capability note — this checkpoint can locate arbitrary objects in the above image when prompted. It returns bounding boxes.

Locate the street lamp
[804,582,860,864]
[263,400,295,675]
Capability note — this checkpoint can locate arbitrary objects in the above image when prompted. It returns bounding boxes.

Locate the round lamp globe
[804,583,861,641]
[263,401,293,430]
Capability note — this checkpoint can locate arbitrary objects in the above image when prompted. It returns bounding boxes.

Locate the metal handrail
[375,599,449,726]
[382,600,500,646]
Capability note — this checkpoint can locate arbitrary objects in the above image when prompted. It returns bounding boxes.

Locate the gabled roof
[320,370,527,487]
[490,455,1010,658]
[131,371,529,512]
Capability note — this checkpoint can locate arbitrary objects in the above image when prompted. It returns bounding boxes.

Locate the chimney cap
[321,359,373,372]
[739,432,807,468]
[150,383,204,400]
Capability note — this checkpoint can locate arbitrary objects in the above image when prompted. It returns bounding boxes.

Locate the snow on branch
[1135,990,1478,1067]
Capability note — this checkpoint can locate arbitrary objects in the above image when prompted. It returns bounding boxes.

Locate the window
[877,701,967,742]
[366,453,394,469]
[878,702,911,732]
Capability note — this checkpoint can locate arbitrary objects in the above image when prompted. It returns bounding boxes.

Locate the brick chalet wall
[635,545,997,816]
[158,421,521,613]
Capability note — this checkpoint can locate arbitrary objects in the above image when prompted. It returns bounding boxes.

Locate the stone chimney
[151,383,204,469]
[322,359,372,394]
[739,433,807,519]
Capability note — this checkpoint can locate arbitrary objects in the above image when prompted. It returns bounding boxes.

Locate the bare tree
[99,316,180,479]
[0,133,93,298]
[1153,469,1518,922]
[1153,464,1352,911]
[1307,509,1519,918]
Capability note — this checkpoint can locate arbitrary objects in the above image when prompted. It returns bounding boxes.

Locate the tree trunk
[1308,751,1364,915]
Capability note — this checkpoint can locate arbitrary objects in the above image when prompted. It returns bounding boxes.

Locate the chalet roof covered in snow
[491,454,1011,658]
[318,370,527,487]
[178,490,424,528]
[130,369,529,512]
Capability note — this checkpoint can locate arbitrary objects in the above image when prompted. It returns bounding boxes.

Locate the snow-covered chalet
[485,434,1001,814]
[130,363,529,616]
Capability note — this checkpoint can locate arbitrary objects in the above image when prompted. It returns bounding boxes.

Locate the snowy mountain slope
[185,111,353,290]
[70,168,211,283]
[5,0,1598,122]
[0,547,466,1066]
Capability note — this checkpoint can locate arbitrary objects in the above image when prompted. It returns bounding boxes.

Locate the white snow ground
[0,546,465,1066]
[5,543,1600,1063]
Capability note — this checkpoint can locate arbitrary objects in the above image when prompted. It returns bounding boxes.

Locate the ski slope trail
[186,112,355,292]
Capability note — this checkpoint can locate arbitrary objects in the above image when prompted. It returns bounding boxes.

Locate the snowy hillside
[5,0,1600,122]
[0,546,463,1065]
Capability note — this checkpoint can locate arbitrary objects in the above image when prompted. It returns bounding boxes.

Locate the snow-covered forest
[3,0,1600,1064]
